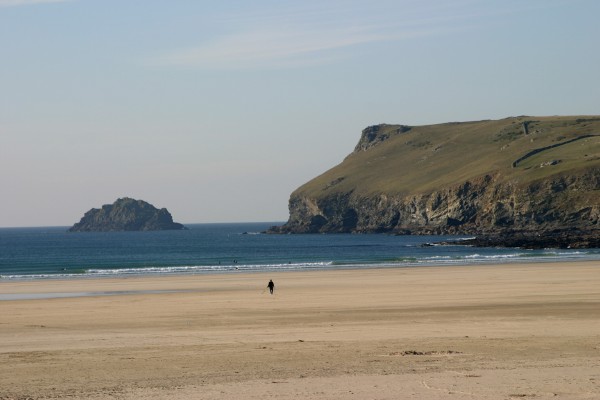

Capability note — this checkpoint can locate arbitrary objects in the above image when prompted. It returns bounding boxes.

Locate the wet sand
[1,262,599,399]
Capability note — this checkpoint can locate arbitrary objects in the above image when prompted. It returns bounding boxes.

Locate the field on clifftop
[301,116,600,197]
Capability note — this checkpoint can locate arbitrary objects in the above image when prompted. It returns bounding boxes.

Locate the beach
[1,262,599,399]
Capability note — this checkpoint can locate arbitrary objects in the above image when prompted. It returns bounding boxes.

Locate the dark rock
[443,229,600,249]
[69,198,186,232]
[273,171,600,239]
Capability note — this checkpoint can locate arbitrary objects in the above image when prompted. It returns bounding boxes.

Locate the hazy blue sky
[1,0,598,227]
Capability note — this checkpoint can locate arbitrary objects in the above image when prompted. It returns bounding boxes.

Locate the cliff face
[273,116,600,235]
[278,171,600,234]
[69,198,186,232]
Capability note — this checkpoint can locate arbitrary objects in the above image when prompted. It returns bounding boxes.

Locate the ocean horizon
[1,222,599,281]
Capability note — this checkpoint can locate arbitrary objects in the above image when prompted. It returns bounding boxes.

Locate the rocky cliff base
[270,169,600,236]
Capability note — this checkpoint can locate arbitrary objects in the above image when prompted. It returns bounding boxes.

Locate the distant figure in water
[267,279,275,295]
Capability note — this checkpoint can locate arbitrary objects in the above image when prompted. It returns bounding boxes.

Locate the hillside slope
[273,116,600,237]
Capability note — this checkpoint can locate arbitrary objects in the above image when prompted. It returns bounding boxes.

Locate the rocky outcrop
[353,124,412,153]
[441,229,600,249]
[69,198,186,232]
[270,116,600,243]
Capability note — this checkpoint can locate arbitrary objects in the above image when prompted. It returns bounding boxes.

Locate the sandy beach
[1,262,599,399]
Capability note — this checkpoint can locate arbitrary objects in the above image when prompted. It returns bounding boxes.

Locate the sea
[1,222,600,281]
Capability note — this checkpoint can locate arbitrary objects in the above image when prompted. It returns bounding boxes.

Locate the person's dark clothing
[267,280,275,294]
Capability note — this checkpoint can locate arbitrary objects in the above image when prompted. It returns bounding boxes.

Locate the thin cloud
[151,1,542,70]
[149,1,494,70]
[0,0,72,7]
[154,24,442,70]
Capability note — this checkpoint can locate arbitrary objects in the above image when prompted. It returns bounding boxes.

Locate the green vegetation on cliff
[274,116,600,235]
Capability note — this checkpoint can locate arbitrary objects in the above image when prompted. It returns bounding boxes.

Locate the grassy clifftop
[299,116,600,198]
[276,116,600,236]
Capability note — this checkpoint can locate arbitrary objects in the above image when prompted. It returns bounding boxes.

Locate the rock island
[69,198,186,232]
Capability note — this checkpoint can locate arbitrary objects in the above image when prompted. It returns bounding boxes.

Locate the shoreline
[3,251,600,283]
[1,260,599,399]
[0,258,597,297]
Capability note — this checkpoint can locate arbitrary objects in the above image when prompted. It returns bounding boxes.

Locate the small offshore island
[69,198,186,232]
[271,116,600,248]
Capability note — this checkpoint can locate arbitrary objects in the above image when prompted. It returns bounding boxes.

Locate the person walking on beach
[267,279,275,295]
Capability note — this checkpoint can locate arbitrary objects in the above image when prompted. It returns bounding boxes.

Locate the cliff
[69,198,186,232]
[271,116,600,241]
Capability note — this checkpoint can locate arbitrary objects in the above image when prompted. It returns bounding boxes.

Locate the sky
[1,0,599,227]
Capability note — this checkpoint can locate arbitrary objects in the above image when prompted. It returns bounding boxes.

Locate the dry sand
[1,262,599,399]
